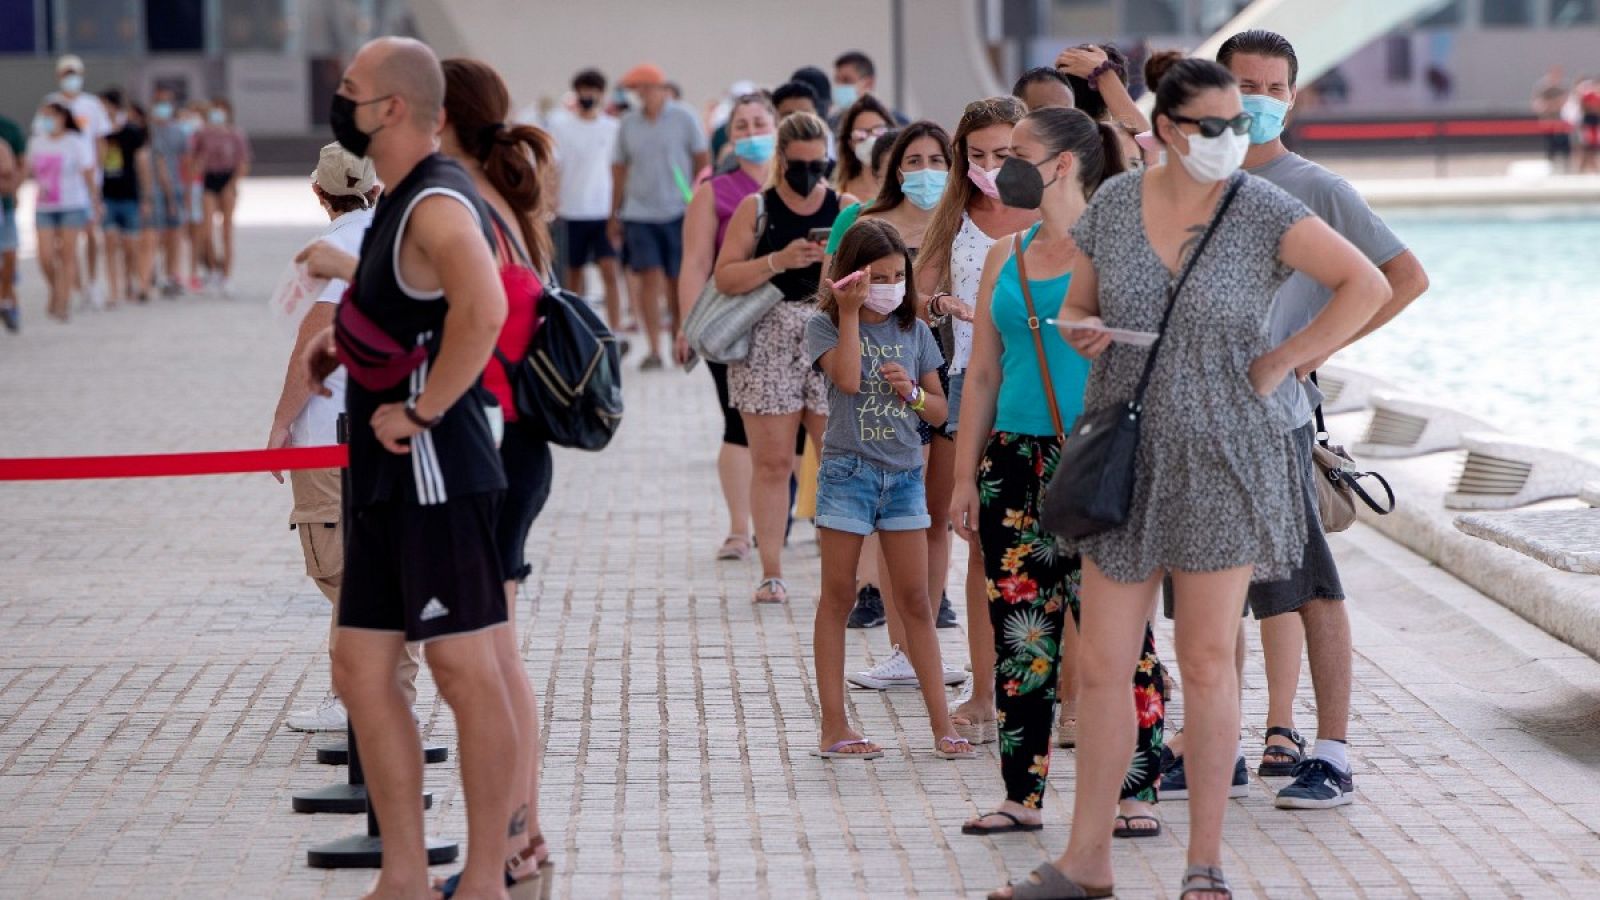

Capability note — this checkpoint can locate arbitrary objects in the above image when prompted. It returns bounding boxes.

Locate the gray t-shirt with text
[1249,152,1406,427]
[612,103,707,223]
[804,313,944,473]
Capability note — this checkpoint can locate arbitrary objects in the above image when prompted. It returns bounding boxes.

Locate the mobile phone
[830,270,864,290]
[807,227,832,244]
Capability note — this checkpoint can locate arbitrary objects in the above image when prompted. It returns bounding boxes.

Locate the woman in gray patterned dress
[988,59,1388,900]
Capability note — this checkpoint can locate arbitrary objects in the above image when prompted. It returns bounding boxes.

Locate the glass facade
[145,0,204,52]
[1549,0,1597,24]
[58,0,141,52]
[1480,0,1536,25]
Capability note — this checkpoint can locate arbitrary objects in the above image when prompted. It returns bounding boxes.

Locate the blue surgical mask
[733,133,776,163]
[60,74,83,94]
[1241,93,1291,145]
[900,168,948,210]
[208,108,227,125]
[152,102,174,120]
[832,83,859,109]
[33,115,56,136]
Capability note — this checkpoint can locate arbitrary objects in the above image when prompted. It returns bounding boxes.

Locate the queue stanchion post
[317,739,448,766]
[306,413,459,868]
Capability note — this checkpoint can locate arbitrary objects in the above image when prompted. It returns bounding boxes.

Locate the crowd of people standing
[245,31,1432,900]
[0,54,251,332]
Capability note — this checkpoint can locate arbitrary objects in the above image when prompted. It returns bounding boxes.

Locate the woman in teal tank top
[947,107,1169,848]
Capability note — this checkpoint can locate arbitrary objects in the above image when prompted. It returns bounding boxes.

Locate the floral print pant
[977,432,1166,808]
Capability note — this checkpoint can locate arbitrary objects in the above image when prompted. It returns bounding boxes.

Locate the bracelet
[1085,58,1124,91]
[910,386,927,412]
[405,397,443,430]
[930,292,950,315]
[766,254,780,274]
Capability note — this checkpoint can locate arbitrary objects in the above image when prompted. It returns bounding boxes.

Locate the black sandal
[1258,726,1306,777]
[1112,814,1162,839]
[962,809,1044,835]
[1180,864,1232,898]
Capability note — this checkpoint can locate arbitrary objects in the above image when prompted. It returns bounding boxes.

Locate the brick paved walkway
[3,206,1599,898]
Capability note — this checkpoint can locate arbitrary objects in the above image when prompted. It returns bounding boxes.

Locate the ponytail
[1021,106,1124,199]
[1092,121,1127,194]
[441,57,555,275]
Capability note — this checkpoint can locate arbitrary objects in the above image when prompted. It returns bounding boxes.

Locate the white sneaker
[88,283,106,310]
[943,664,970,687]
[848,647,968,690]
[286,695,347,732]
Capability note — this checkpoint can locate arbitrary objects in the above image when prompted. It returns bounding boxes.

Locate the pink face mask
[1134,131,1161,155]
[863,282,905,315]
[967,164,1001,199]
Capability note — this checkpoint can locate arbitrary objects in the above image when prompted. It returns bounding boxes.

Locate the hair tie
[476,122,506,158]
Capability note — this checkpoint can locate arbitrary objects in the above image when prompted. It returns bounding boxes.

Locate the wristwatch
[405,397,443,430]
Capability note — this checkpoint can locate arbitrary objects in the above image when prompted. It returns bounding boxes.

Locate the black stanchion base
[306,834,459,869]
[291,784,433,814]
[316,742,449,766]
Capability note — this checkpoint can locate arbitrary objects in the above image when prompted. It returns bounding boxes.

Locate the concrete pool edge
[1328,409,1600,662]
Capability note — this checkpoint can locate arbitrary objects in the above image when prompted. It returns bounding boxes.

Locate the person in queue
[713,111,850,605]
[1012,67,1076,113]
[1055,43,1150,166]
[146,89,190,298]
[548,68,626,339]
[820,122,970,684]
[675,92,780,563]
[772,81,823,122]
[833,95,895,202]
[912,96,1034,738]
[26,102,97,322]
[46,54,112,310]
[990,59,1389,900]
[0,110,21,332]
[189,98,251,296]
[270,144,424,736]
[946,106,1166,846]
[296,36,525,900]
[433,56,562,898]
[609,62,710,370]
[789,66,835,122]
[97,89,151,305]
[1175,29,1424,813]
[803,218,968,761]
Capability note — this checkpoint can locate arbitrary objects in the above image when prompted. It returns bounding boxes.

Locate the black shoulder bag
[1041,175,1243,540]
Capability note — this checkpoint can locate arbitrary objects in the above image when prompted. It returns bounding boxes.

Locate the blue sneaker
[1159,751,1249,800]
[936,592,958,628]
[0,305,18,333]
[846,585,886,629]
[1274,757,1354,809]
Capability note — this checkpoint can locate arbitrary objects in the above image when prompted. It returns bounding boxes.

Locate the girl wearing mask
[914,98,1036,729]
[948,107,1166,850]
[833,95,894,202]
[189,99,251,295]
[993,59,1387,900]
[27,102,98,322]
[178,103,208,290]
[433,56,560,900]
[822,122,970,687]
[802,218,970,761]
[714,111,852,604]
[675,93,779,562]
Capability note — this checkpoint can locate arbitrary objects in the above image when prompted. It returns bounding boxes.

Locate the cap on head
[313,143,377,197]
[620,63,667,89]
[56,54,84,75]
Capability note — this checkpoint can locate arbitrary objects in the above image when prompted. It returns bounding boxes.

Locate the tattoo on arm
[508,804,528,838]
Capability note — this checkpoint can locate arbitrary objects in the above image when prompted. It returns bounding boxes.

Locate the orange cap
[620,63,667,88]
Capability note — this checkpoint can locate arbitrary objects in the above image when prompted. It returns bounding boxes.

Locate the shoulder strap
[1129,174,1244,408]
[1013,231,1066,442]
[482,203,534,270]
[754,190,766,237]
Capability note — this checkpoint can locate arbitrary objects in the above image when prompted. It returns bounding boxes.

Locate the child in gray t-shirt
[799,218,973,763]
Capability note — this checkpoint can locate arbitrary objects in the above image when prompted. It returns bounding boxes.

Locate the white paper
[1045,318,1159,348]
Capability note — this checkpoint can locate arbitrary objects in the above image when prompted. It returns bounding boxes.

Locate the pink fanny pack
[335,288,428,391]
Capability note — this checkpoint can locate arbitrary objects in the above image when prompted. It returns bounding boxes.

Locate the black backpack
[495,273,624,451]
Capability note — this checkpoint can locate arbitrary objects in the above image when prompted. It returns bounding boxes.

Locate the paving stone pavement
[3,204,1600,898]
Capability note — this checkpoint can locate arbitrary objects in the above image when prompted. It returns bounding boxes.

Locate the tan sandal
[716,534,751,561]
[754,577,788,604]
[1055,702,1077,749]
[953,711,998,745]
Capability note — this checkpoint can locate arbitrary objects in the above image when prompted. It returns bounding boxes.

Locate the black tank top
[345,153,507,509]
[756,187,840,302]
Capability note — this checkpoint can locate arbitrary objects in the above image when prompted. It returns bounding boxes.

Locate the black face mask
[329,93,392,158]
[577,95,597,111]
[994,156,1060,210]
[783,159,830,196]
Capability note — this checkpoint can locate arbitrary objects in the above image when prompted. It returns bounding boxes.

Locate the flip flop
[716,534,751,561]
[1113,814,1162,839]
[754,577,788,604]
[988,862,1113,900]
[811,738,883,760]
[962,809,1044,836]
[935,735,977,760]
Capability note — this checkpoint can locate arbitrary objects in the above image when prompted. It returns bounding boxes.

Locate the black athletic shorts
[340,491,508,642]
[563,218,616,270]
[202,170,234,194]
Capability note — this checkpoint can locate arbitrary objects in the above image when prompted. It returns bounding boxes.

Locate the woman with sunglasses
[833,94,895,203]
[714,111,854,604]
[675,93,779,563]
[988,59,1387,900]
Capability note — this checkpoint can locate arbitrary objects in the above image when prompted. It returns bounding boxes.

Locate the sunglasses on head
[1169,112,1253,139]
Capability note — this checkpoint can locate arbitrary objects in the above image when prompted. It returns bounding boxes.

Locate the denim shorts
[814,456,930,536]
[622,217,684,278]
[945,370,966,435]
[0,206,17,252]
[103,198,143,233]
[149,188,185,229]
[36,208,90,230]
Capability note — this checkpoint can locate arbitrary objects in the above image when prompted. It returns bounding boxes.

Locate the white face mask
[854,138,875,167]
[1174,128,1248,183]
[863,281,905,315]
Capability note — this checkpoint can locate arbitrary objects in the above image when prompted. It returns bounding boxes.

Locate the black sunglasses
[1169,113,1253,139]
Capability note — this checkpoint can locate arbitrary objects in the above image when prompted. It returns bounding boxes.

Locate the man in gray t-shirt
[607,63,710,369]
[1207,30,1430,815]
